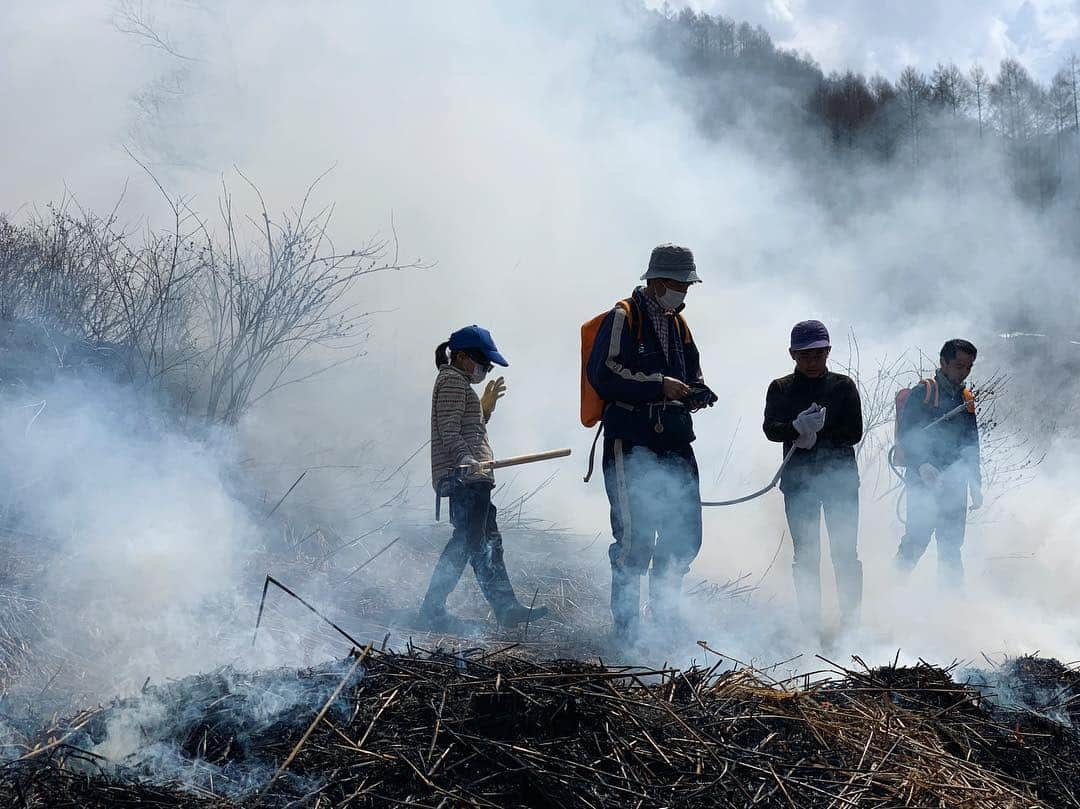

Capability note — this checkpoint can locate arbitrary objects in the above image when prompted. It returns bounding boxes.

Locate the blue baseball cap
[448,325,509,367]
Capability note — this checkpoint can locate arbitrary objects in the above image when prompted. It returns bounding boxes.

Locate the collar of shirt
[639,288,675,357]
[640,288,673,316]
[935,369,962,400]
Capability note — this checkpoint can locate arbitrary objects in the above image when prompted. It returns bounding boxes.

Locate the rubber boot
[497,603,551,627]
[648,569,686,634]
[611,567,641,642]
[894,540,919,578]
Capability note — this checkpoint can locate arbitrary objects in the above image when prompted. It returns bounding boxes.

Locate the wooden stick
[461,448,571,472]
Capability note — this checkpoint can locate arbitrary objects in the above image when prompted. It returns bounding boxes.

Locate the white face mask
[657,286,686,310]
[469,362,489,385]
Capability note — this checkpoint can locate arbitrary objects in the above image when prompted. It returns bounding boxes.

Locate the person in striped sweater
[419,325,550,630]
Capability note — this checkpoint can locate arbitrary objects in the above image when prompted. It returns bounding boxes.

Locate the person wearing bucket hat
[763,320,864,636]
[420,325,549,630]
[640,243,702,285]
[585,244,717,643]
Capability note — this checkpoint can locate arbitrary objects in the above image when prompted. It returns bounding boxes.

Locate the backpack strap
[616,298,642,342]
[675,313,692,344]
[583,422,604,483]
[626,296,691,345]
[921,378,939,409]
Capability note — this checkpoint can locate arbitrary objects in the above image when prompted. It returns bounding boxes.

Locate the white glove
[792,404,827,437]
[459,455,486,481]
[918,463,940,486]
[793,431,817,450]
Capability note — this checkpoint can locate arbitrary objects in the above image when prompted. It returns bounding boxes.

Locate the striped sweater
[430,365,494,490]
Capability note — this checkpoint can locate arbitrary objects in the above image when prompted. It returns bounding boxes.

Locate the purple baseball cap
[790,320,831,351]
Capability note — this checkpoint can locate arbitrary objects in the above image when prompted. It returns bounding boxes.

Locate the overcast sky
[660,0,1080,80]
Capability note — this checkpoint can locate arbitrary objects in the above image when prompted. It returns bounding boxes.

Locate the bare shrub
[0,216,38,321]
[191,172,427,424]
[1,171,426,425]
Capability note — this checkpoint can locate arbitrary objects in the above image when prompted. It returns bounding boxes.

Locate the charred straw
[3,647,1080,808]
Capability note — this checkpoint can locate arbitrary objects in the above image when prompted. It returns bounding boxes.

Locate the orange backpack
[580,300,633,427]
[580,298,691,482]
[892,379,975,466]
[580,298,694,427]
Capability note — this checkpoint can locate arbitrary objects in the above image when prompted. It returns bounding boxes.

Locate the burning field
[6,1,1080,807]
[0,524,1078,808]
[3,645,1080,808]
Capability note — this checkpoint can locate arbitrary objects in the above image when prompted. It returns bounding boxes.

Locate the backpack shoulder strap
[921,378,939,408]
[674,313,692,344]
[583,423,604,483]
[616,297,642,342]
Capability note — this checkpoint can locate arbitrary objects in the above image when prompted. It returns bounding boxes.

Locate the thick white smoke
[2,0,1079,699]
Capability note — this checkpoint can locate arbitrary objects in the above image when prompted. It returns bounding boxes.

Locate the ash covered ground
[3,514,1080,808]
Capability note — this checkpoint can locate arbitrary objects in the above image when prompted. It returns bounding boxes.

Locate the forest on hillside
[646,7,1080,209]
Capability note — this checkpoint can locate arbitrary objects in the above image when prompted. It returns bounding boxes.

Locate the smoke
[2,0,1080,708]
[80,660,358,798]
[0,375,260,696]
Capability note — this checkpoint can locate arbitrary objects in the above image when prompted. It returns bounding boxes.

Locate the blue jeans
[421,481,518,615]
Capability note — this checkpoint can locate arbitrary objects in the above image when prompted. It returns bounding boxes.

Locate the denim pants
[421,481,518,614]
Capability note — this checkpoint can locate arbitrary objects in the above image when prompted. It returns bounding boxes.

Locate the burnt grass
[2,648,1080,808]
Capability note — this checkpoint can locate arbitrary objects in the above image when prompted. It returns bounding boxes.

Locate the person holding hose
[763,320,863,634]
[586,244,717,642]
[894,339,981,586]
[420,325,550,630]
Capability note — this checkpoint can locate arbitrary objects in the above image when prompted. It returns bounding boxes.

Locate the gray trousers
[783,480,863,626]
[896,479,968,586]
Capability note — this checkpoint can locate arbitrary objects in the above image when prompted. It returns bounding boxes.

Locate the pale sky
[660,0,1080,80]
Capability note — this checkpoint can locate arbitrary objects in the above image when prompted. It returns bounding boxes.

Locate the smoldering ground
[1,0,1080,720]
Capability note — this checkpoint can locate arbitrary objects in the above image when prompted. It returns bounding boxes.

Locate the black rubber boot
[648,569,686,630]
[497,603,551,627]
[418,602,465,632]
[611,568,641,642]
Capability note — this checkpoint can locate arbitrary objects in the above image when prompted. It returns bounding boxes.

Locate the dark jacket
[763,369,863,492]
[586,287,704,447]
[898,370,981,487]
